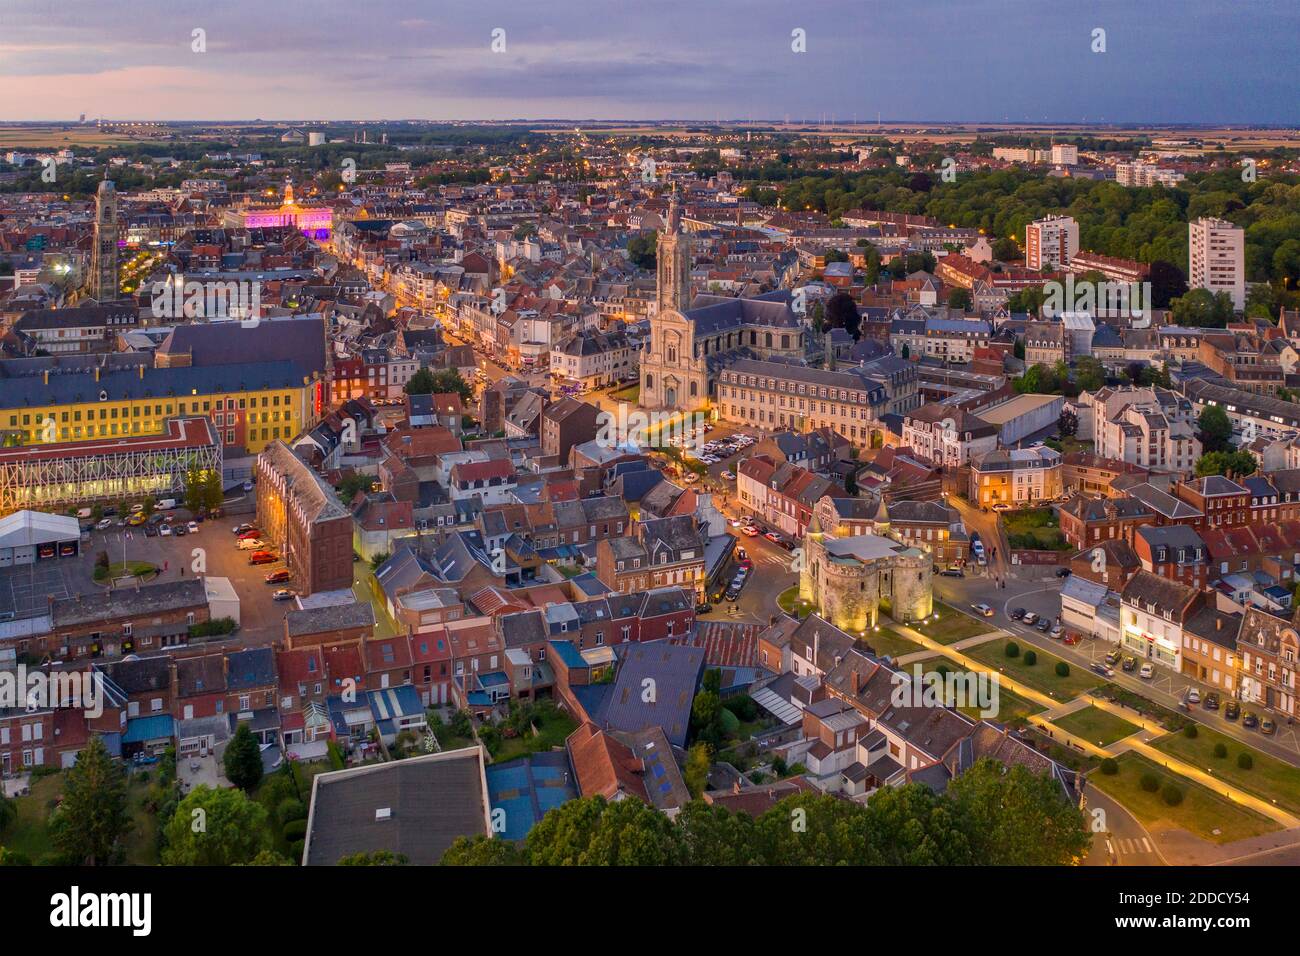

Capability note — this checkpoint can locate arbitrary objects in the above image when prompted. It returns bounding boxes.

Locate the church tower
[87,177,118,302]
[655,189,690,315]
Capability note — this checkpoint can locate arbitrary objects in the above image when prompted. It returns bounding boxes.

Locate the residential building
[1188,217,1245,311]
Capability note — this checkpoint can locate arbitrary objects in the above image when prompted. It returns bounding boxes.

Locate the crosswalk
[1108,836,1155,857]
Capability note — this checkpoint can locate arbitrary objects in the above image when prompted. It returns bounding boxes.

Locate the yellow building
[1,360,318,457]
[968,446,1064,507]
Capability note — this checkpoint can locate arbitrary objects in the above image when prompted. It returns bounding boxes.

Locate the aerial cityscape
[0,2,1296,912]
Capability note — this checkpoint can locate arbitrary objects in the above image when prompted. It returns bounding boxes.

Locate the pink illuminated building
[228,181,332,239]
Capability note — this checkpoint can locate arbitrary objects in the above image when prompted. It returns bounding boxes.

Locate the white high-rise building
[1188,217,1245,311]
[1025,214,1079,271]
[1050,144,1078,166]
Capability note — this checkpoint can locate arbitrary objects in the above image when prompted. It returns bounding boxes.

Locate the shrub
[1100,757,1118,775]
[1005,642,1020,658]
[1023,650,1037,666]
[1140,772,1160,793]
[1183,723,1198,739]
[1237,752,1254,770]
[1213,743,1228,759]
[1161,783,1184,806]
[288,839,305,862]
[282,818,308,842]
[1055,661,1070,677]
[277,798,306,825]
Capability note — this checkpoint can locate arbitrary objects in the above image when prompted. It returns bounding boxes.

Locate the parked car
[741,525,760,537]
[242,480,254,492]
[1055,567,1071,578]
[238,530,262,540]
[1050,623,1063,638]
[238,538,266,551]
[991,503,1011,512]
[1242,711,1259,729]
[159,523,173,537]
[248,551,278,565]
[1104,650,1121,666]
[1139,662,1154,679]
[1225,700,1240,720]
[763,531,782,544]
[695,602,712,614]
[186,521,199,534]
[1035,617,1052,632]
[1121,656,1137,672]
[939,567,964,578]
[265,569,291,584]
[1009,607,1026,620]
[127,513,147,526]
[1203,692,1220,710]
[720,470,736,481]
[1021,612,1038,626]
[96,518,113,530]
[1261,717,1277,735]
[272,589,295,601]
[233,523,255,535]
[971,603,994,617]
[172,524,186,537]
[1186,688,1201,705]
[1091,662,1115,677]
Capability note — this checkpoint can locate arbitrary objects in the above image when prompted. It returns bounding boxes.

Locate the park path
[890,619,1300,830]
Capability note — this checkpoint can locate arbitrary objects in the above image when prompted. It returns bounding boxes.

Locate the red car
[265,569,291,584]
[238,530,262,540]
[248,551,278,565]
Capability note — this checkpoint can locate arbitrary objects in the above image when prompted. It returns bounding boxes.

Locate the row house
[736,455,849,539]
[30,580,211,663]
[1118,570,1206,671]
[1060,450,1150,498]
[1059,496,1154,549]
[879,499,968,567]
[899,404,998,468]
[1132,524,1209,589]
[1236,607,1298,721]
[595,514,707,598]
[1174,475,1251,530]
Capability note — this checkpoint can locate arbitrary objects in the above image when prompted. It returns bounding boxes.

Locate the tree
[992,237,1020,262]
[441,835,524,865]
[690,688,723,750]
[404,368,437,395]
[1197,404,1233,453]
[48,737,131,865]
[626,232,657,269]
[947,288,973,312]
[223,722,264,792]
[524,796,686,866]
[338,850,411,865]
[161,786,272,866]
[1057,409,1078,437]
[1170,288,1234,328]
[945,758,1090,866]
[1074,356,1105,393]
[824,291,861,340]
[183,468,208,514]
[336,473,378,504]
[1148,259,1187,309]
[1195,450,1256,479]
[684,742,711,798]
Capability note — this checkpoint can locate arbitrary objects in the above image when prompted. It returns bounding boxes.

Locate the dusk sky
[2,0,1296,124]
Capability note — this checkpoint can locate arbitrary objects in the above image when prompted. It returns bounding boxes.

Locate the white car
[187,521,199,534]
[970,603,994,617]
[992,503,1012,512]
[159,523,172,536]
[96,518,113,530]
[721,470,736,481]
[683,473,700,484]
[1139,663,1155,679]
[1186,688,1201,704]
[729,517,744,528]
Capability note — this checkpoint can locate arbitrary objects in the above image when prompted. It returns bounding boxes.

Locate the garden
[1000,508,1071,552]
[1151,722,1300,817]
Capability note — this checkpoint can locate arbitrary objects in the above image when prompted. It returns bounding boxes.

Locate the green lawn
[609,385,639,403]
[1,770,159,865]
[1151,724,1300,817]
[1052,706,1141,747]
[966,640,1103,702]
[866,627,926,660]
[777,585,814,618]
[902,603,994,645]
[1089,753,1279,845]
[1001,508,1071,552]
[914,657,1046,724]
[491,705,579,764]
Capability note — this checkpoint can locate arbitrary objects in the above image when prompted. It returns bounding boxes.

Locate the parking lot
[0,509,292,644]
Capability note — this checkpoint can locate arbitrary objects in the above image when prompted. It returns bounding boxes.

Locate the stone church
[639,191,806,411]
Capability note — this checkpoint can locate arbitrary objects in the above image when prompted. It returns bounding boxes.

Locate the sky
[1,0,1296,124]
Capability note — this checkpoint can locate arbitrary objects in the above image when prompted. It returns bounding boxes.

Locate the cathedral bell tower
[656,189,690,315]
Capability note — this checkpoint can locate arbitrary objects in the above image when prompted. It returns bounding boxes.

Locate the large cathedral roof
[685,289,800,334]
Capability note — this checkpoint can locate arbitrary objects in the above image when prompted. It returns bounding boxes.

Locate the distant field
[0,126,146,148]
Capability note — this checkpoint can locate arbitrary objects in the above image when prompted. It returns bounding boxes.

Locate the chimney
[824,331,836,371]
[1216,617,1223,631]
[43,369,49,385]
[94,366,101,382]
[851,669,862,695]
[139,364,145,380]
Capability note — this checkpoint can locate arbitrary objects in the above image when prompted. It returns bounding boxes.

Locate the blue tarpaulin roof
[122,714,174,744]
